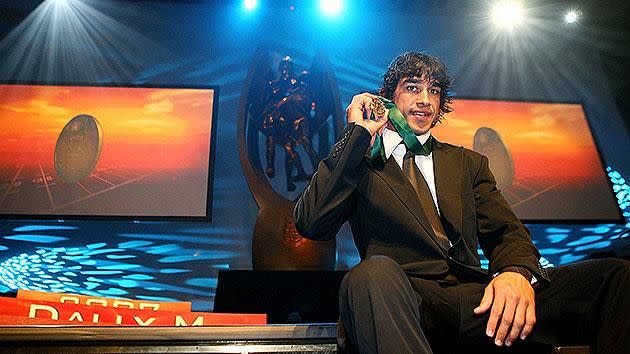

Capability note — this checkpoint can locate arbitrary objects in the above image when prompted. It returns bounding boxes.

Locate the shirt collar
[382,127,432,159]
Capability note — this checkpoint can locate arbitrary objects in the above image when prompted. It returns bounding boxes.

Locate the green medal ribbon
[369,96,433,165]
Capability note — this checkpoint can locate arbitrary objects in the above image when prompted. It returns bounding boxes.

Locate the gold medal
[370,98,386,118]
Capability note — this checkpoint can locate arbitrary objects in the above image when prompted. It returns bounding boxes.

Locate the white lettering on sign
[28,304,59,320]
[175,316,204,326]
[86,299,108,307]
[60,296,80,304]
[139,303,160,311]
[113,300,134,309]
[134,316,156,326]
[69,312,84,322]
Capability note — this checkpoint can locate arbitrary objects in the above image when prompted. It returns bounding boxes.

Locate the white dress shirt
[381,127,441,215]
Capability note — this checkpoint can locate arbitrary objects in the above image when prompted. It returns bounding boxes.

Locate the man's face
[392,76,442,135]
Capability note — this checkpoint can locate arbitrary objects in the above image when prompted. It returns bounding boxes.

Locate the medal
[369,98,386,119]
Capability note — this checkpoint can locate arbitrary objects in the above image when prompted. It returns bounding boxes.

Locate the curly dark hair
[379,52,454,123]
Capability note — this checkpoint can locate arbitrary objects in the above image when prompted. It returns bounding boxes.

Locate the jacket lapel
[432,140,463,242]
[367,155,447,256]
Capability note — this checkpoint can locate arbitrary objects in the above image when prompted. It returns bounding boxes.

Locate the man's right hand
[346,93,389,141]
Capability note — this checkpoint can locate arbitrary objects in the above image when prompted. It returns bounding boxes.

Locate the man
[294,52,629,353]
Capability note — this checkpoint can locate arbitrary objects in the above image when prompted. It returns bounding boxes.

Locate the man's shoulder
[434,140,484,158]
[434,140,487,173]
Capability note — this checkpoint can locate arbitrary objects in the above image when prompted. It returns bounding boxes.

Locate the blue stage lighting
[320,0,343,17]
[244,0,257,11]
[53,0,71,8]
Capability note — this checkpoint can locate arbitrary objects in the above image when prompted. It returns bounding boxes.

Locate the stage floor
[0,324,338,353]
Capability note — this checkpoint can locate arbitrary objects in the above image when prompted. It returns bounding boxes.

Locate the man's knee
[607,257,630,269]
[603,258,630,279]
[587,258,630,275]
[341,256,404,292]
[343,256,404,287]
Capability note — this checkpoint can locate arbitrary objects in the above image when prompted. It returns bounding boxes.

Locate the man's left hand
[473,272,536,347]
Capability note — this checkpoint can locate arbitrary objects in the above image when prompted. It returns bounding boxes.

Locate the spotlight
[565,9,582,24]
[243,0,257,11]
[491,0,524,31]
[53,0,71,8]
[319,0,343,17]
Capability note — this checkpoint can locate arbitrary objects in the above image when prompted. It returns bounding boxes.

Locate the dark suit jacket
[294,123,550,284]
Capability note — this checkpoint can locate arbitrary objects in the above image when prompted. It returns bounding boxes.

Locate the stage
[0,324,337,353]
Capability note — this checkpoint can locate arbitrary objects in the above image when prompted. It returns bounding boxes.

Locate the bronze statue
[261,57,319,191]
[237,48,344,270]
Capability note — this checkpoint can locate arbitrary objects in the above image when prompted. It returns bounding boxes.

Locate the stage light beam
[53,0,72,8]
[0,0,166,82]
[491,1,524,31]
[319,0,343,17]
[565,9,582,24]
[243,0,257,11]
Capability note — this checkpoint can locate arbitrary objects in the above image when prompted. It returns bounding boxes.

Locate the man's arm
[469,153,549,347]
[470,153,549,281]
[294,123,366,240]
[294,93,388,240]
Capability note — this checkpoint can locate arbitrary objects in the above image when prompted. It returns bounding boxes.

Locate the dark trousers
[338,256,630,354]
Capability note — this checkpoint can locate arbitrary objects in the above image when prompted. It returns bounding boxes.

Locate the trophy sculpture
[237,47,344,270]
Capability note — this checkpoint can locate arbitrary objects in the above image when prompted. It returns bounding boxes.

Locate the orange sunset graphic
[0,84,215,217]
[432,99,619,221]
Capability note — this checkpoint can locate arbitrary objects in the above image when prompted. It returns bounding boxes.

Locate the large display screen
[432,99,621,222]
[0,84,217,220]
